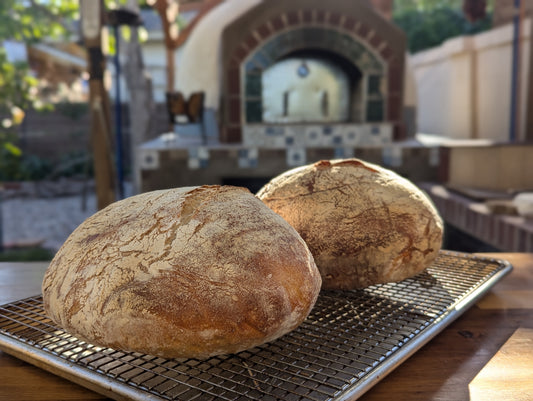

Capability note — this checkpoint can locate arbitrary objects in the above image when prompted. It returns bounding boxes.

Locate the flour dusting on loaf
[257,159,444,289]
[42,185,321,358]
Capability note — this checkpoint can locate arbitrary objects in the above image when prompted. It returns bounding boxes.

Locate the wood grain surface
[360,253,533,401]
[469,327,533,401]
[0,253,532,401]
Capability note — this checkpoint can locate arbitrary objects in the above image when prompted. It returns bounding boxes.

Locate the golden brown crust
[42,185,321,358]
[257,159,444,289]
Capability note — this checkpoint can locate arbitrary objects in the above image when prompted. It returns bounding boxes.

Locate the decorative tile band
[238,148,259,168]
[242,123,393,148]
[188,147,209,169]
[334,147,355,159]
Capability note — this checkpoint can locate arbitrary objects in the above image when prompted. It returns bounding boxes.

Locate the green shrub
[55,102,89,121]
[0,146,53,181]
[0,247,55,261]
[394,7,493,53]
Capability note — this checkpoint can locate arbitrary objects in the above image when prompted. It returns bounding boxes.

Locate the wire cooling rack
[0,251,512,401]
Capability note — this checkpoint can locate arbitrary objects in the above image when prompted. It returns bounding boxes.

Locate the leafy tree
[394,0,464,12]
[0,0,79,43]
[393,0,494,53]
[0,0,138,181]
[0,0,78,179]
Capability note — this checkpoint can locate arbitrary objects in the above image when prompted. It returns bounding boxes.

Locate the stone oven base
[139,140,440,193]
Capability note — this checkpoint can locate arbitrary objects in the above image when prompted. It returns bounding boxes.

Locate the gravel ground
[1,193,98,251]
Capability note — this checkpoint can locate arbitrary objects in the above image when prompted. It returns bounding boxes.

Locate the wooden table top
[1,253,532,401]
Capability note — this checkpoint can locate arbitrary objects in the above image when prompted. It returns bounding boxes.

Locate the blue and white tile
[331,134,344,146]
[188,147,209,169]
[284,126,306,147]
[334,147,355,159]
[261,125,286,147]
[379,124,394,143]
[198,147,209,160]
[341,126,362,146]
[382,145,403,167]
[286,147,306,167]
[140,149,160,170]
[238,147,259,168]
[242,125,263,146]
[304,126,325,147]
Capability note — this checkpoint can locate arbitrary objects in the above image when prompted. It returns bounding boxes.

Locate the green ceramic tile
[246,100,263,123]
[366,100,384,122]
[368,75,382,96]
[245,73,262,97]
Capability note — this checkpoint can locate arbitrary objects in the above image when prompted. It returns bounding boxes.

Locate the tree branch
[28,0,75,33]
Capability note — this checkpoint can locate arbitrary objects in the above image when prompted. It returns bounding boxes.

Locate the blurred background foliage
[0,0,129,182]
[0,0,78,181]
[393,0,494,53]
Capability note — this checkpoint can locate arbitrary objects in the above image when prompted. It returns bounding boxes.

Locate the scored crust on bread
[257,159,444,289]
[42,185,321,359]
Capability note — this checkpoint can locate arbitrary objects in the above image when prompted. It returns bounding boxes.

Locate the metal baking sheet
[0,251,512,401]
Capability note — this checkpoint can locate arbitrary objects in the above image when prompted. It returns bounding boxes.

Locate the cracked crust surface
[257,159,444,289]
[42,185,321,358]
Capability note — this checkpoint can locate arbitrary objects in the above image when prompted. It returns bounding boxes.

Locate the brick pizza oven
[220,0,407,145]
[140,0,416,193]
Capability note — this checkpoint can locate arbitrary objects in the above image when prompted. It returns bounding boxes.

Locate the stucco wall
[409,19,531,142]
[444,144,533,190]
[175,0,260,109]
[140,42,181,103]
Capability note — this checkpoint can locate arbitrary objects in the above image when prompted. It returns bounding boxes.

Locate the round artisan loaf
[42,185,321,359]
[257,159,443,289]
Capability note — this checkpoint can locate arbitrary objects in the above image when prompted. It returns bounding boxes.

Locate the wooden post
[509,0,525,142]
[124,0,155,195]
[470,42,479,139]
[526,1,533,141]
[151,0,179,93]
[81,0,116,209]
[148,0,223,133]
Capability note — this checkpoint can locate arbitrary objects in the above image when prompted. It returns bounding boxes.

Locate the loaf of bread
[42,185,321,359]
[257,159,443,289]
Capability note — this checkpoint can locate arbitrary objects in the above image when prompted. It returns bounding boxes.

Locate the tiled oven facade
[220,0,407,145]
